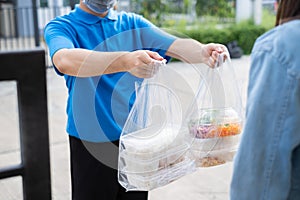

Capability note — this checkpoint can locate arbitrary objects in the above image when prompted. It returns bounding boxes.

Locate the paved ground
[0,56,250,200]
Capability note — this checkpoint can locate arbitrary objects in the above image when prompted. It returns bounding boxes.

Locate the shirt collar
[279,14,300,25]
[72,4,118,24]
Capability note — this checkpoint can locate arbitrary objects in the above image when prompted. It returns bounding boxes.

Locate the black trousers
[69,135,148,200]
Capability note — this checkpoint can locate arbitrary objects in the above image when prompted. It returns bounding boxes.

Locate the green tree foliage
[195,0,235,18]
[174,21,268,55]
[131,0,194,25]
[131,0,167,26]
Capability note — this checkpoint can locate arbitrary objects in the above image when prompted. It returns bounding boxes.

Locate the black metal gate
[0,48,52,200]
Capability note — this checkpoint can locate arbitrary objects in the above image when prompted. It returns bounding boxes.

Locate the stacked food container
[188,107,242,167]
[118,125,196,191]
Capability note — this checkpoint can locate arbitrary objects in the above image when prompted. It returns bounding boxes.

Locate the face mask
[83,0,116,14]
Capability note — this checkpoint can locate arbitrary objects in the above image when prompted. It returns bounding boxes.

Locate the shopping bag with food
[118,60,196,191]
[187,54,244,167]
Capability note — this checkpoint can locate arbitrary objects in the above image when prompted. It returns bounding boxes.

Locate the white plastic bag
[187,55,244,167]
[118,61,196,191]
[118,55,244,191]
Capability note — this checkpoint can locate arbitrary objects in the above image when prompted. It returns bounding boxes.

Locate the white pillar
[236,0,252,23]
[253,0,262,25]
[236,0,262,25]
[189,0,197,23]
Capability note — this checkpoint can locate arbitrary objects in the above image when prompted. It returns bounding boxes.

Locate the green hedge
[175,23,269,55]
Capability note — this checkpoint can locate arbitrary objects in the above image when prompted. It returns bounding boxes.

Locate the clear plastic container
[188,107,242,139]
[122,157,196,191]
[189,148,237,167]
[188,107,242,167]
[191,149,236,167]
[191,134,240,152]
[119,143,189,173]
[118,124,195,190]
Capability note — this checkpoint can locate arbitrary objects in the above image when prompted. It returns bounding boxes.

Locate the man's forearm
[52,48,129,77]
[166,38,205,64]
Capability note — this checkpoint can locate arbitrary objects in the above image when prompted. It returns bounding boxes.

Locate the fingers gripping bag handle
[187,53,244,168]
[118,60,196,191]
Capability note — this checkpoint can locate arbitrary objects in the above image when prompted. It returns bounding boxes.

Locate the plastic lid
[197,107,240,125]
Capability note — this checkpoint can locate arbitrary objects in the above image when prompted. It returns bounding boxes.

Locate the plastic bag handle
[215,52,231,68]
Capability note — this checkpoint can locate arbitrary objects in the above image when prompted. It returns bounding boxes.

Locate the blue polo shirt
[44,5,176,142]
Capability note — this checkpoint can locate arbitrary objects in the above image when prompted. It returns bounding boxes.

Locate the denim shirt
[230,20,300,200]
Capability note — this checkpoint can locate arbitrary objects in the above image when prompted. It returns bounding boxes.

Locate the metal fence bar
[0,48,52,200]
[0,164,24,179]
[32,0,40,47]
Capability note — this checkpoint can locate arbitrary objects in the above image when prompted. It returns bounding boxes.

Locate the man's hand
[166,38,229,68]
[121,50,166,78]
[201,43,229,68]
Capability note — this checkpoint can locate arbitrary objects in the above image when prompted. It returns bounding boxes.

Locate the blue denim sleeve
[230,43,300,199]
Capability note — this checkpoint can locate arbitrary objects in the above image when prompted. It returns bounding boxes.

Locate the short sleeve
[44,20,75,75]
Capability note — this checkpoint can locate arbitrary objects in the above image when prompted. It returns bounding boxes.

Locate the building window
[40,0,48,7]
[63,0,79,7]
